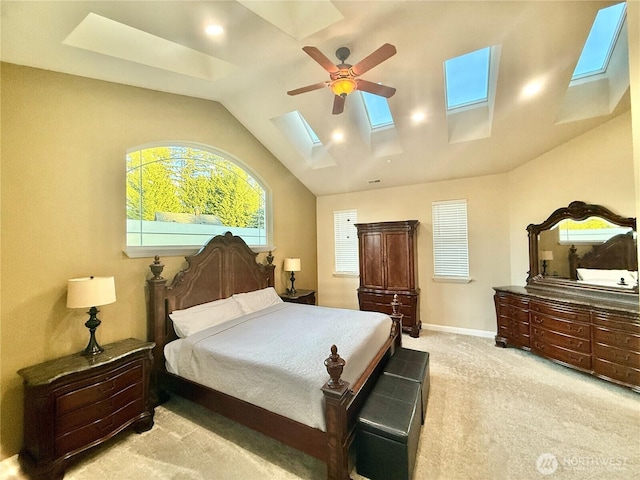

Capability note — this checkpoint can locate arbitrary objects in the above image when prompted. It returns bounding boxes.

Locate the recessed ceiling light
[332,131,345,142]
[411,111,426,123]
[205,24,224,36]
[522,80,543,98]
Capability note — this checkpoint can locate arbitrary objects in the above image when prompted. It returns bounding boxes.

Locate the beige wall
[317,111,636,337]
[317,173,511,334]
[507,112,636,285]
[0,63,317,458]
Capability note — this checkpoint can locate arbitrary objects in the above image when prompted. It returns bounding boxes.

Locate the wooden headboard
[147,232,275,366]
[568,231,638,280]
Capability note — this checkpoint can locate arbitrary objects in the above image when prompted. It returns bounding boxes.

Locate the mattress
[164,302,391,431]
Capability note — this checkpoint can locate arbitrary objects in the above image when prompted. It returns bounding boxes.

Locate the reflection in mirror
[538,217,635,280]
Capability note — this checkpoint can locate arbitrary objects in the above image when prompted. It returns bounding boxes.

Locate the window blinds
[432,199,470,279]
[334,209,359,275]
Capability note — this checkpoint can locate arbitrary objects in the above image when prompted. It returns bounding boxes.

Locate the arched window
[125,142,270,257]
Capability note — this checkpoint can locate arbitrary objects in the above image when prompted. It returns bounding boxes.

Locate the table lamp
[284,258,301,295]
[540,251,553,276]
[67,276,116,355]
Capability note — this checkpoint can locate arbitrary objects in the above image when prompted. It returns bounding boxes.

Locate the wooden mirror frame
[526,201,637,298]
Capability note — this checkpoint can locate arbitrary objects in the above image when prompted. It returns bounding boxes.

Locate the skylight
[444,47,490,110]
[572,2,626,80]
[297,111,321,145]
[361,91,394,129]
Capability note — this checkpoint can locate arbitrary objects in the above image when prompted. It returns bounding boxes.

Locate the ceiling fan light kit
[287,43,397,114]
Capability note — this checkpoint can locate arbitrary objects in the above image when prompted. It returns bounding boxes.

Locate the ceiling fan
[287,43,397,115]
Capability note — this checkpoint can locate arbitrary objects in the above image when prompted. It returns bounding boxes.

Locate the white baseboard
[422,323,495,339]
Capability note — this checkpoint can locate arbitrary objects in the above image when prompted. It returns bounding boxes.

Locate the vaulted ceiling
[0,1,631,196]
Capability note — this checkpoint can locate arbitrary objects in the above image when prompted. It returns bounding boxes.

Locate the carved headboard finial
[266,250,274,265]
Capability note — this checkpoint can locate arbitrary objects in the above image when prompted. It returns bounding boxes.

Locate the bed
[568,231,638,289]
[146,232,402,480]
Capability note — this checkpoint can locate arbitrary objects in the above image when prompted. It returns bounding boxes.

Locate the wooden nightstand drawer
[56,362,143,415]
[55,398,144,457]
[56,382,143,435]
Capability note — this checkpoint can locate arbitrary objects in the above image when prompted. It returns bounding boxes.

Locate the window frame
[124,141,273,258]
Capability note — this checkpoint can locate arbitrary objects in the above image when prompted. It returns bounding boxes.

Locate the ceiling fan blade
[332,95,345,115]
[287,82,329,96]
[356,79,396,98]
[302,46,340,74]
[351,43,397,76]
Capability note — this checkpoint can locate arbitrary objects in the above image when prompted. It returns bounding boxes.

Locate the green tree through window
[126,144,267,249]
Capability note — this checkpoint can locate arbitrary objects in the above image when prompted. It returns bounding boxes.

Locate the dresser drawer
[56,362,143,416]
[531,340,592,370]
[530,313,590,339]
[497,293,529,309]
[531,326,590,354]
[55,399,144,457]
[593,327,640,351]
[56,382,143,435]
[499,305,529,323]
[592,312,640,335]
[593,358,640,387]
[593,343,640,368]
[530,300,590,323]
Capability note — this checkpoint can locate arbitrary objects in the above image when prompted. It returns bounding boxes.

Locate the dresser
[18,338,155,479]
[356,220,420,337]
[494,286,639,391]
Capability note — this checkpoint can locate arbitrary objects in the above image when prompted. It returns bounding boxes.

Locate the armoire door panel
[361,232,384,288]
[385,232,411,289]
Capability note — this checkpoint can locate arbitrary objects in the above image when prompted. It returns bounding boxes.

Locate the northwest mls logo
[536,453,559,475]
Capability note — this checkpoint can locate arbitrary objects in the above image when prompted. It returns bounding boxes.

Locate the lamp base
[287,271,297,295]
[81,307,104,356]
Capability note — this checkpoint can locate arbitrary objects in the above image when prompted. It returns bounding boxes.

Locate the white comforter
[165,303,391,431]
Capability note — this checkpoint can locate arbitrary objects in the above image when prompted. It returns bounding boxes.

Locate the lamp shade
[67,276,116,308]
[284,258,301,272]
[540,251,554,261]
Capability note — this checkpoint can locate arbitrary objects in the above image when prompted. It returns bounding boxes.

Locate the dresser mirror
[526,201,638,296]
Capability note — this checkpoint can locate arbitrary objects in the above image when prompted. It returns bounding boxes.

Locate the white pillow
[576,268,636,286]
[233,287,283,314]
[169,297,244,338]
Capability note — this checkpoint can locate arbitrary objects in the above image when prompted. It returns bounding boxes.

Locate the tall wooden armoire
[355,220,421,337]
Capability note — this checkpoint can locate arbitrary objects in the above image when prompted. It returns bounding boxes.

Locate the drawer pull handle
[99,382,115,394]
[613,367,631,378]
[98,417,114,432]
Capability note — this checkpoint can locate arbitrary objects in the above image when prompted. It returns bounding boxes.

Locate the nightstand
[280,289,316,305]
[17,338,155,480]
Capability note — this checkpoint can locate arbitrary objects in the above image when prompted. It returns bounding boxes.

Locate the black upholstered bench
[383,347,430,424]
[356,374,421,480]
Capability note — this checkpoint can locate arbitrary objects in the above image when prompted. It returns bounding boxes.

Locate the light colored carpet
[2,331,638,479]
